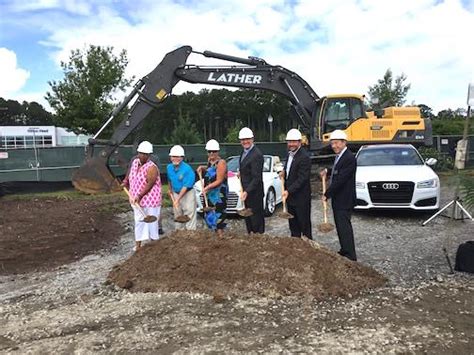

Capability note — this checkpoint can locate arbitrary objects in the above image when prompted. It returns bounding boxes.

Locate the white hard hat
[205,139,220,151]
[238,127,254,139]
[137,141,153,154]
[285,128,302,141]
[169,145,185,156]
[329,130,347,141]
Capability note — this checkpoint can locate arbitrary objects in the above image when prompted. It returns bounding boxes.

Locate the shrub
[459,173,474,213]
[418,147,454,171]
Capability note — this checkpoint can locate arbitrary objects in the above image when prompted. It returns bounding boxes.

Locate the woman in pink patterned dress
[122,141,162,251]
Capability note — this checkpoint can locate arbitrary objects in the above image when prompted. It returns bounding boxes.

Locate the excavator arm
[72,45,321,193]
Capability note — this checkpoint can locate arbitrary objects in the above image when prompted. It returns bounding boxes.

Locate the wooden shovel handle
[322,178,328,223]
[280,174,288,213]
[123,186,147,218]
[167,188,181,215]
[197,170,210,208]
[237,175,247,209]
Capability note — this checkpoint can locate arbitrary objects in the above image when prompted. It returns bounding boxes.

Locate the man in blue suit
[320,130,357,261]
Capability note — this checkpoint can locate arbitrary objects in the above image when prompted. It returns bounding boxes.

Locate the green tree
[45,45,133,135]
[368,69,411,108]
[431,107,473,135]
[0,98,53,126]
[224,121,242,142]
[418,104,434,119]
[136,88,291,144]
[165,107,201,144]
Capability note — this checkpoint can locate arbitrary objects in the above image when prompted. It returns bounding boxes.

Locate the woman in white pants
[123,141,162,251]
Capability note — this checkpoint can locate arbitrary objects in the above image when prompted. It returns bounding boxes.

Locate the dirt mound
[108,231,386,299]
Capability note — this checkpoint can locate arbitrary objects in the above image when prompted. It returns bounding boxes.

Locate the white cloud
[0,48,30,98]
[8,0,94,15]
[6,0,474,113]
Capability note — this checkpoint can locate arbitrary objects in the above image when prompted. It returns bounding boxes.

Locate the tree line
[1,46,472,142]
[0,97,53,126]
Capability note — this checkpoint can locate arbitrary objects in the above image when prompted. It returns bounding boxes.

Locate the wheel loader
[72,45,432,194]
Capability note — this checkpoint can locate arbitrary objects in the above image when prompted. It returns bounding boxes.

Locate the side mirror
[426,158,437,166]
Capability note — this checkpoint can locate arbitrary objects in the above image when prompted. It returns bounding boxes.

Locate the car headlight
[417,179,438,188]
[356,181,366,189]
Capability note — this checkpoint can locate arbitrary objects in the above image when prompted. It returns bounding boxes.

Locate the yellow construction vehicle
[316,94,431,149]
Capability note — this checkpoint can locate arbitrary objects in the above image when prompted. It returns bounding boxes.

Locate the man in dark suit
[282,129,312,239]
[238,127,265,234]
[321,130,357,261]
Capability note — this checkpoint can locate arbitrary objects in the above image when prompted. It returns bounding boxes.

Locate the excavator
[72,45,432,194]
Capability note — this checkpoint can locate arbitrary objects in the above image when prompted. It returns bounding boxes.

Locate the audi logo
[382,183,399,190]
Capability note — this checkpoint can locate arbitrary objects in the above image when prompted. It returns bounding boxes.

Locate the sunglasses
[207,150,218,153]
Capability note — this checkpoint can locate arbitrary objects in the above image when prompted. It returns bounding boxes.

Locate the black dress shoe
[338,250,357,261]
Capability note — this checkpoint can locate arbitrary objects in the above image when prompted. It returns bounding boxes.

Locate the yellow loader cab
[316,94,433,150]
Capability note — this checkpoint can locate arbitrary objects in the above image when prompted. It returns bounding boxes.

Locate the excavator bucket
[72,156,121,194]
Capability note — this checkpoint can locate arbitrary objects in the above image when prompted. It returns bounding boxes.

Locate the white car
[195,155,284,216]
[355,144,440,210]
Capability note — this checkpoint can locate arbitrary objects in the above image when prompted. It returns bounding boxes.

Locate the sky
[0,0,473,114]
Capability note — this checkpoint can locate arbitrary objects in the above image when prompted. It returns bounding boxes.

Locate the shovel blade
[278,211,294,219]
[237,208,253,217]
[174,215,191,223]
[317,222,335,233]
[143,215,158,223]
[72,157,121,194]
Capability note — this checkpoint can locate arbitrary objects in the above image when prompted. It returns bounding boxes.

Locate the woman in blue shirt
[167,145,197,230]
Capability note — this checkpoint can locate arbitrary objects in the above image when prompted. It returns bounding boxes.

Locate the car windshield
[357,147,423,166]
[227,156,272,172]
[227,157,240,172]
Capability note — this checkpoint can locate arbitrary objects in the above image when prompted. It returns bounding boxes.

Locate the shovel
[277,175,294,219]
[197,170,216,213]
[236,175,254,217]
[317,177,335,233]
[123,187,157,223]
[169,192,191,224]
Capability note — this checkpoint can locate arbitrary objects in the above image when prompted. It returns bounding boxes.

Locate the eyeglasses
[207,150,218,153]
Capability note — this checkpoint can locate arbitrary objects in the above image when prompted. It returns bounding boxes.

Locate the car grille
[199,192,239,213]
[368,181,414,204]
[227,192,239,212]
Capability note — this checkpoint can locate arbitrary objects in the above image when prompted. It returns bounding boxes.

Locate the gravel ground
[1,176,473,353]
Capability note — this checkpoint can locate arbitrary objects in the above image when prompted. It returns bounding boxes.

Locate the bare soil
[108,230,386,299]
[0,175,473,353]
[0,196,124,275]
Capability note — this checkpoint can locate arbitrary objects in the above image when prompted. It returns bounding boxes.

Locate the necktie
[330,154,340,184]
